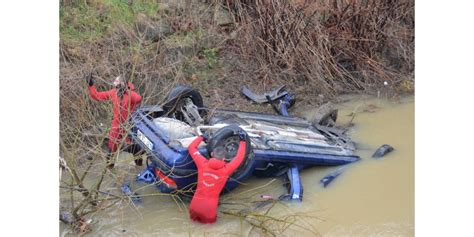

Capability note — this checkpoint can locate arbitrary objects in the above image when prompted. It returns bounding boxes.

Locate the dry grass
[222,0,414,98]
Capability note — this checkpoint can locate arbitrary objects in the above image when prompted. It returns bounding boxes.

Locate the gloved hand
[86,73,94,86]
[202,131,211,142]
[237,130,247,141]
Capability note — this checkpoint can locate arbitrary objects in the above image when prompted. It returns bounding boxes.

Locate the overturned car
[128,85,359,201]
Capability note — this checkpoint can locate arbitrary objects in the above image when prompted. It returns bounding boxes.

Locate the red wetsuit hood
[208,158,225,170]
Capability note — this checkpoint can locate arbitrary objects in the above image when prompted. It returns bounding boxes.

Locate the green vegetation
[60,0,159,43]
[164,27,204,47]
[60,3,108,42]
[200,48,219,68]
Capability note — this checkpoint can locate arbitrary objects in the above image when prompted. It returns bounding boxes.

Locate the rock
[153,22,172,41]
[200,33,225,49]
[362,104,379,113]
[215,8,233,26]
[312,102,338,127]
[229,30,238,39]
[135,14,172,42]
[163,45,195,63]
[160,0,187,13]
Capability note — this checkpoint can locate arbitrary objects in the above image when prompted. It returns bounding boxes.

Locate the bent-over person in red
[187,134,247,224]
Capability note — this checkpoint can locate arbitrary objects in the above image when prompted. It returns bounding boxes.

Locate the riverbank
[60,0,414,120]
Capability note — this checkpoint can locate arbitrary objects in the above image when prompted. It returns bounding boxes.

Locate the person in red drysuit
[187,131,247,224]
[87,73,142,164]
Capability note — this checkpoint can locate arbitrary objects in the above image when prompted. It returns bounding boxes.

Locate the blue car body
[129,104,359,193]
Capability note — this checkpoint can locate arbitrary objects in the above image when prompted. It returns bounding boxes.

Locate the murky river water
[61,95,414,236]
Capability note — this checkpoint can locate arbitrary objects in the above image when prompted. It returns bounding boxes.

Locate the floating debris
[121,184,142,203]
[60,212,73,225]
[372,144,394,158]
[320,165,348,188]
[260,195,273,199]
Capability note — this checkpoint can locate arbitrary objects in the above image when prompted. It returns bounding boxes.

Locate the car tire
[162,85,206,123]
[206,125,254,183]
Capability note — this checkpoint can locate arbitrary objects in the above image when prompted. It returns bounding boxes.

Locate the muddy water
[298,95,414,236]
[61,95,414,236]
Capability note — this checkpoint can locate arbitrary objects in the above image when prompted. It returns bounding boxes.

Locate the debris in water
[121,183,142,203]
[71,217,92,234]
[363,104,379,113]
[320,166,348,188]
[60,212,73,225]
[372,144,394,158]
[260,195,273,199]
[253,200,274,210]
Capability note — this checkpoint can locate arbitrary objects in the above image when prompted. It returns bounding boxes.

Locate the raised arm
[188,136,207,168]
[88,85,112,101]
[225,141,247,173]
[127,82,142,104]
[130,90,142,104]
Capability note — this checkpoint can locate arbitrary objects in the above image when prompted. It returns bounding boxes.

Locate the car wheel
[206,125,255,182]
[162,85,205,125]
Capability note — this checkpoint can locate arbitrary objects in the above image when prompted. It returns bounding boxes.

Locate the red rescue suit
[88,82,142,152]
[188,136,247,224]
